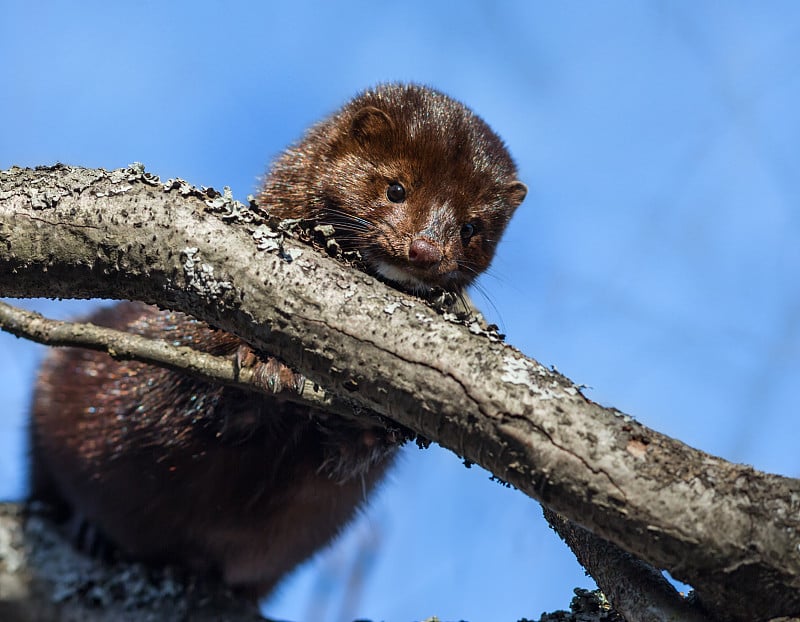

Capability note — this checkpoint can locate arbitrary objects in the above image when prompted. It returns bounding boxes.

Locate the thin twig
[0,300,362,422]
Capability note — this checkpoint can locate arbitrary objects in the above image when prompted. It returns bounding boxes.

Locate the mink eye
[386,182,406,203]
[461,222,477,241]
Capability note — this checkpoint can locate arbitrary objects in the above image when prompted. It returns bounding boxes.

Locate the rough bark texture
[542,507,711,622]
[0,503,271,622]
[2,164,799,621]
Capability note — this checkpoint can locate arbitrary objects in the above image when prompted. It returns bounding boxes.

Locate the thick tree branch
[0,301,707,621]
[2,164,799,621]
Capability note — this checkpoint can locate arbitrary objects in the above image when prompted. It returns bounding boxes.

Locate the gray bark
[1,164,799,622]
[0,503,271,622]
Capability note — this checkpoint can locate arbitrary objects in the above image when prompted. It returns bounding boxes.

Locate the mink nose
[408,238,443,268]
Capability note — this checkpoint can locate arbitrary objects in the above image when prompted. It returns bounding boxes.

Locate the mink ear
[505,181,528,209]
[350,106,394,146]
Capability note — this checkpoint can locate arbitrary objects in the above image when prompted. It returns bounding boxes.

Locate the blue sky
[2,2,800,621]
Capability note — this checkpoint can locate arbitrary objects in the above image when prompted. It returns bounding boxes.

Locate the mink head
[259,83,527,293]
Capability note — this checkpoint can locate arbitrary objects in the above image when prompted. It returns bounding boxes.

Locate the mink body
[29,84,527,597]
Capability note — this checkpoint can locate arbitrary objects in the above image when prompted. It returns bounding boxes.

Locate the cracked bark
[1,164,799,622]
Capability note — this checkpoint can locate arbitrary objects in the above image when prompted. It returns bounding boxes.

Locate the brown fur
[29,84,526,597]
[259,83,527,292]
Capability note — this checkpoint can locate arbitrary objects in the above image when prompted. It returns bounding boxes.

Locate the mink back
[30,302,396,596]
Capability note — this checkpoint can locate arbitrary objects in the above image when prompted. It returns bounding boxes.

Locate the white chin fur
[373,260,434,293]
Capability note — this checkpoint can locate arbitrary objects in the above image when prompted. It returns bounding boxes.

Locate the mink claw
[235,344,305,394]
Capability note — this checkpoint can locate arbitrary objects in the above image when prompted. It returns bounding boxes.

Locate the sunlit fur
[259,83,527,293]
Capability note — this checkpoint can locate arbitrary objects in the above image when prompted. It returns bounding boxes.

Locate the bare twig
[0,300,368,423]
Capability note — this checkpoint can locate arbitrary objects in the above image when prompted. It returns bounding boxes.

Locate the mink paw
[234,345,305,394]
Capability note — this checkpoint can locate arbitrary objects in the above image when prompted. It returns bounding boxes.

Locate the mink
[29,83,527,598]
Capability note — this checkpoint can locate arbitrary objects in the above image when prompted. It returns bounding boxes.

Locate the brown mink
[29,83,527,598]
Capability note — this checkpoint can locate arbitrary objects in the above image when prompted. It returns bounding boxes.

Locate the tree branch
[0,300,382,426]
[0,502,274,622]
[542,507,711,622]
[2,164,799,621]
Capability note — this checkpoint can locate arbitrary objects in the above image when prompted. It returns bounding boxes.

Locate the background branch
[0,503,273,622]
[2,164,798,621]
[542,507,711,622]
